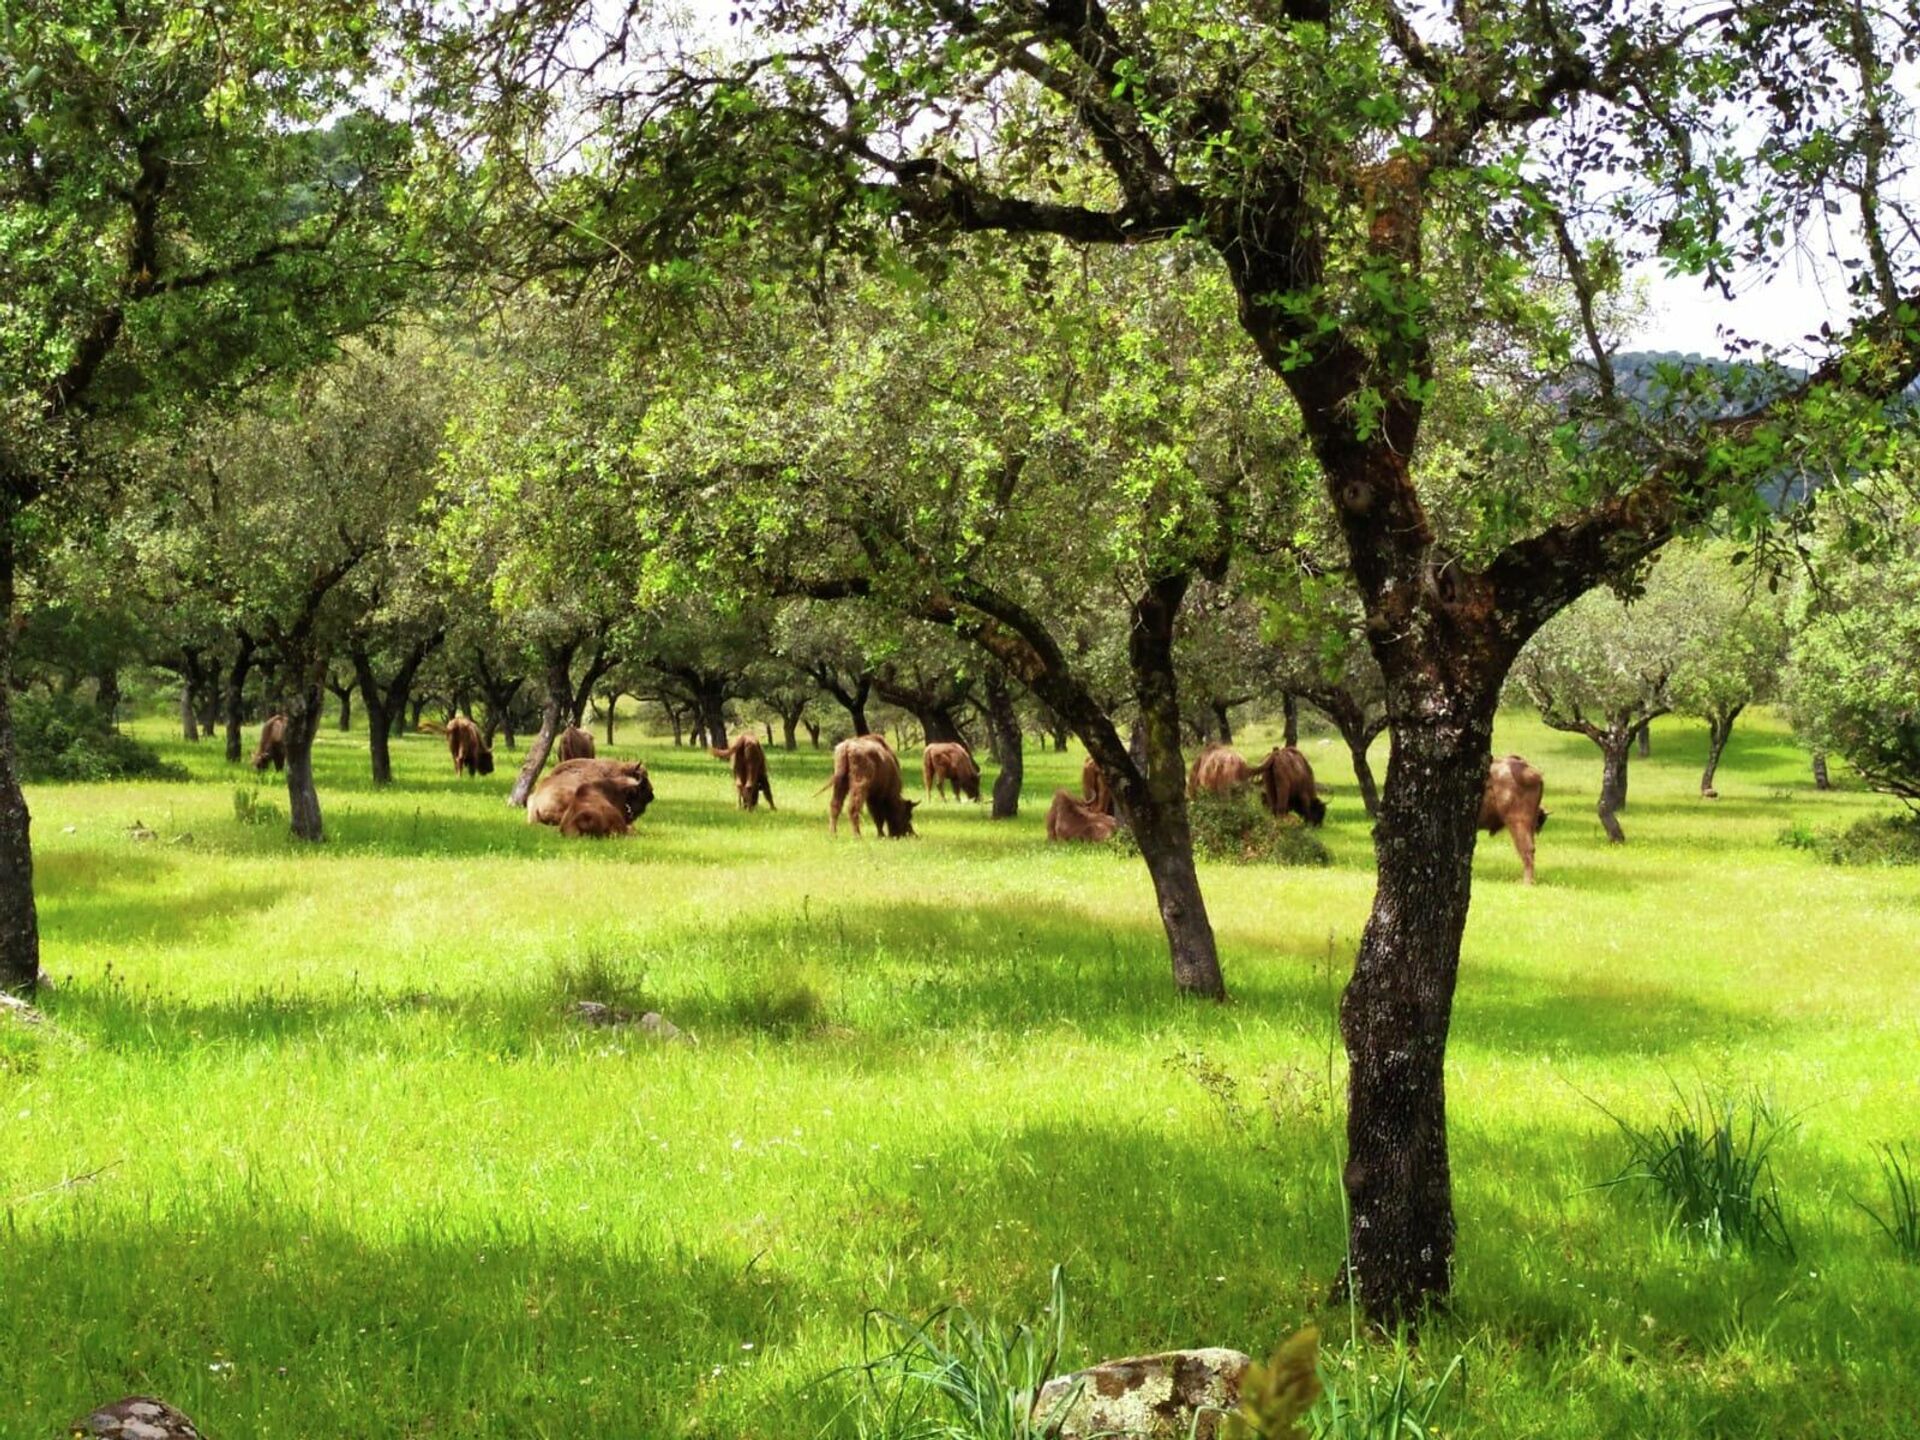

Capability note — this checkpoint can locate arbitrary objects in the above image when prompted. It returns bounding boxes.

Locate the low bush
[12,694,188,783]
[1114,792,1331,867]
[1776,812,1920,866]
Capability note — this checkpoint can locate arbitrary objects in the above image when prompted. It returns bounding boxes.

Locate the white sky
[1633,258,1868,361]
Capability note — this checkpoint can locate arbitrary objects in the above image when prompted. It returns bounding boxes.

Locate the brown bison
[712,734,775,810]
[251,715,288,772]
[824,734,917,837]
[557,725,596,762]
[1046,789,1119,843]
[922,741,981,802]
[1188,743,1326,825]
[1081,754,1114,815]
[446,715,494,777]
[1257,746,1327,826]
[558,782,635,838]
[528,758,654,828]
[1481,754,1548,885]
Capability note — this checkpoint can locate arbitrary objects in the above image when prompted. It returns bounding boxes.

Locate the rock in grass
[568,1001,692,1043]
[1,991,43,1026]
[70,1396,204,1439]
[1033,1348,1250,1439]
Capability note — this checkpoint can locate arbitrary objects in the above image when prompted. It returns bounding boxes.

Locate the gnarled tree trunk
[1598,733,1630,843]
[984,667,1023,820]
[1283,692,1299,748]
[180,684,201,742]
[1812,749,1832,790]
[224,630,257,764]
[1700,704,1742,798]
[284,679,326,843]
[509,647,575,807]
[1340,683,1496,1321]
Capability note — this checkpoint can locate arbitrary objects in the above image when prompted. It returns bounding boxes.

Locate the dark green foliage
[13,694,187,783]
[1857,1144,1920,1263]
[1776,813,1920,866]
[1187,792,1332,868]
[1600,1089,1796,1257]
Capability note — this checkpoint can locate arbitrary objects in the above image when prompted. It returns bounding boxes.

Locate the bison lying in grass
[529,758,654,837]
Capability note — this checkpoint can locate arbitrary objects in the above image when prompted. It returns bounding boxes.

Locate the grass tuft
[849,1265,1073,1440]
[1306,1337,1465,1440]
[1598,1087,1797,1257]
[1856,1142,1920,1262]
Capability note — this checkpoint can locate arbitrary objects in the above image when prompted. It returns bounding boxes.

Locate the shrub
[12,694,188,783]
[1775,813,1920,866]
[1115,792,1331,867]
[1598,1087,1796,1257]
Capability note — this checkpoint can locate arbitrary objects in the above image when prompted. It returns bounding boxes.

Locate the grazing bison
[251,715,288,772]
[1481,754,1548,885]
[1257,746,1327,826]
[712,734,776,810]
[446,715,494,777]
[1081,754,1115,815]
[824,734,917,837]
[528,758,654,828]
[1188,743,1327,825]
[1046,789,1119,843]
[559,782,635,838]
[922,741,981,802]
[557,725,597,762]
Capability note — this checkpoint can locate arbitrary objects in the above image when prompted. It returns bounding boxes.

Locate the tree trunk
[603,690,618,746]
[508,657,572,807]
[94,667,120,723]
[407,696,427,731]
[780,706,800,750]
[1053,724,1068,752]
[333,685,352,731]
[1597,734,1630,844]
[1346,727,1381,818]
[1700,705,1742,798]
[1812,749,1831,790]
[284,681,326,843]
[804,718,820,748]
[1211,700,1234,745]
[665,703,683,747]
[1636,719,1651,758]
[1339,685,1495,1324]
[985,668,1023,820]
[224,633,256,764]
[364,696,393,784]
[1283,692,1300,748]
[1126,578,1225,1001]
[180,683,201,742]
[703,693,729,750]
[0,533,40,995]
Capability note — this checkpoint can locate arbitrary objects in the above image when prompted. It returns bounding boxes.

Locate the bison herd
[250,714,1551,881]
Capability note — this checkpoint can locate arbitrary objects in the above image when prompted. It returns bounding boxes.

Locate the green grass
[3,711,1918,1437]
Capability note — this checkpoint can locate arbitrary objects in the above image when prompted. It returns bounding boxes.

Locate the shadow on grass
[0,1209,803,1440]
[37,895,1782,1066]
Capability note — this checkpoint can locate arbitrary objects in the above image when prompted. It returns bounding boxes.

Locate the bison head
[879,795,919,838]
[1302,791,1327,827]
[476,746,495,777]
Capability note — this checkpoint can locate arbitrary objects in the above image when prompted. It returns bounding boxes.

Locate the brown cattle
[251,715,288,772]
[922,741,981,802]
[528,758,655,828]
[1187,743,1252,798]
[1046,789,1119,842]
[1256,746,1327,826]
[824,734,917,837]
[1189,744,1327,825]
[1481,754,1548,885]
[558,782,634,838]
[446,715,494,777]
[1081,755,1115,815]
[712,734,776,810]
[557,725,596,762]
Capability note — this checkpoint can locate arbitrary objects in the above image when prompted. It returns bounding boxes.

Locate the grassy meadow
[4,709,1919,1437]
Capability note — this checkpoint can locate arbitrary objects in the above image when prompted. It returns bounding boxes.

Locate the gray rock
[1032,1348,1250,1439]
[0,991,42,1025]
[72,1397,204,1439]
[638,1011,688,1042]
[569,1002,693,1043]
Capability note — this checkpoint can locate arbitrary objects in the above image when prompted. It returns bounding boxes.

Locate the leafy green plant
[1305,1339,1464,1440]
[1856,1143,1920,1262]
[1598,1088,1797,1257]
[850,1266,1075,1440]
[232,788,283,827]
[1115,792,1331,867]
[15,695,188,784]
